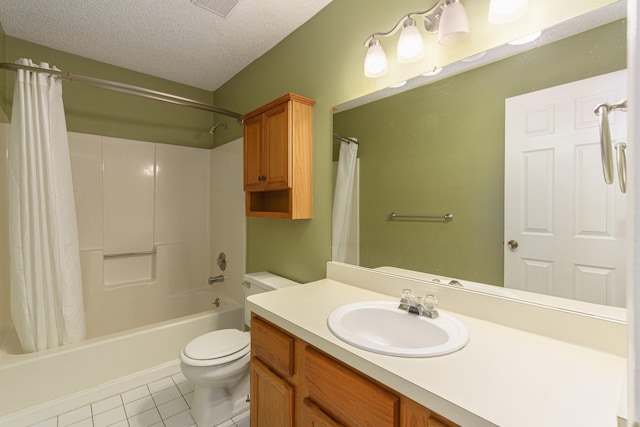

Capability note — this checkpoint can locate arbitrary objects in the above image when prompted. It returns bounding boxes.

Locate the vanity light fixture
[488,0,528,25]
[398,18,425,63]
[364,38,388,78]
[363,0,470,78]
[438,0,470,46]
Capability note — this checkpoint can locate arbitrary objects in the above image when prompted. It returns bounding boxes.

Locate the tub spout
[208,275,225,284]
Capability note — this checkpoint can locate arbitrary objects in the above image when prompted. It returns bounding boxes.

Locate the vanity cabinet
[241,93,314,219]
[250,314,458,427]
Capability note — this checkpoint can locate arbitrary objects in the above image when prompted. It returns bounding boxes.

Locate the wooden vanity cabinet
[250,314,459,427]
[241,93,314,219]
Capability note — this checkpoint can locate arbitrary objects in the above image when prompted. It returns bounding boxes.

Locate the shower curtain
[9,58,85,352]
[331,140,358,262]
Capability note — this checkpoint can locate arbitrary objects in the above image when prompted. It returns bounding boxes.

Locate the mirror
[332,2,627,314]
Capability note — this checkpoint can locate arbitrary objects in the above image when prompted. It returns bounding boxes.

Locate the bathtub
[0,292,242,424]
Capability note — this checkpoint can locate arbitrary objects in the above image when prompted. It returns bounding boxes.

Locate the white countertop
[247,278,626,427]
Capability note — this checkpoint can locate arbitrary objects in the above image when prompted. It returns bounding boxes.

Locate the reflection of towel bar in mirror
[388,212,453,221]
[104,249,156,258]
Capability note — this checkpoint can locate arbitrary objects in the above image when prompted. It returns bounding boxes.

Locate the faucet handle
[420,294,439,319]
[423,294,438,309]
[399,288,413,310]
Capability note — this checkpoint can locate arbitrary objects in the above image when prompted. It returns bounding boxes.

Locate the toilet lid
[184,329,250,360]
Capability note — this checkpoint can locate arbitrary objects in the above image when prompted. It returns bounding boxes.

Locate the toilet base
[190,373,250,427]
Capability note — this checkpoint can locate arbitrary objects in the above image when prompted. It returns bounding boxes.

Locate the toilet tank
[243,272,299,327]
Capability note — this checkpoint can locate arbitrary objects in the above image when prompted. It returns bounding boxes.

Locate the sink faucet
[399,289,439,319]
[208,275,224,284]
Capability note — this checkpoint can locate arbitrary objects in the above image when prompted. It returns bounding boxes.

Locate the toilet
[180,272,299,427]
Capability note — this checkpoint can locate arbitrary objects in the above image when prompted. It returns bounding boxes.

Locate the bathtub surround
[9,59,85,352]
[69,133,245,339]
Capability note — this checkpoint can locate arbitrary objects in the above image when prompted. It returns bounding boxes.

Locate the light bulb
[364,38,388,78]
[397,18,424,63]
[488,0,528,25]
[438,0,470,46]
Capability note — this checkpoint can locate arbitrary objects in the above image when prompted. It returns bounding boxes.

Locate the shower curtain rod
[333,133,359,145]
[0,62,243,121]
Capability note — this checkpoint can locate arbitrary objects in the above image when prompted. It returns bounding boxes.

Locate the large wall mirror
[332,1,627,316]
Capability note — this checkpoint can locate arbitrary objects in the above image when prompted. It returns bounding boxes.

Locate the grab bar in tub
[104,249,156,258]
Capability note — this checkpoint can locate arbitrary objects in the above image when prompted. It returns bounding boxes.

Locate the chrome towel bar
[388,212,453,221]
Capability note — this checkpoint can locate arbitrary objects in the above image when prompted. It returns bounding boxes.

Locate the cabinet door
[251,358,294,427]
[301,399,344,427]
[263,101,291,190]
[401,397,459,427]
[243,114,264,191]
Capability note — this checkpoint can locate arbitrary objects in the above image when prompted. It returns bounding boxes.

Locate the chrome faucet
[398,289,439,319]
[208,275,225,284]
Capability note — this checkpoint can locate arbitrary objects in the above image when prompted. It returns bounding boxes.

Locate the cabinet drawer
[304,347,399,426]
[251,315,295,377]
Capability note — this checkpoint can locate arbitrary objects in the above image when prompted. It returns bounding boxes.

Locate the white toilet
[180,272,299,427]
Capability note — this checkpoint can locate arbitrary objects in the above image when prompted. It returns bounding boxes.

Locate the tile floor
[29,372,250,427]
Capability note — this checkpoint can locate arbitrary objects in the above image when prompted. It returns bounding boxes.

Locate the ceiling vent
[190,0,239,18]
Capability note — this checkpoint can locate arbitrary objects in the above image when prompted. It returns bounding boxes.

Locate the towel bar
[388,212,453,221]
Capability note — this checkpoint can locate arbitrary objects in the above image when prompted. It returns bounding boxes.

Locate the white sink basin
[327,301,469,357]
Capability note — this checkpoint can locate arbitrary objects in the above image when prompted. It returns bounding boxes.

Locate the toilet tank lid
[243,272,299,290]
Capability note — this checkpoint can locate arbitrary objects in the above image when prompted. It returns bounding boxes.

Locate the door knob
[507,240,519,250]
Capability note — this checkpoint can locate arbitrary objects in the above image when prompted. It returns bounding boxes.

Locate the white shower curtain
[9,58,85,352]
[331,140,358,262]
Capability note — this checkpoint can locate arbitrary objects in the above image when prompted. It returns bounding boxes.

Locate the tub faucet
[208,275,224,285]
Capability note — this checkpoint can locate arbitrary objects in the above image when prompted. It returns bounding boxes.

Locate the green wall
[2,37,218,148]
[213,0,619,284]
[0,21,7,122]
[334,20,626,286]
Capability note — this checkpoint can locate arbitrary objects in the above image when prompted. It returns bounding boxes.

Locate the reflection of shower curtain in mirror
[332,140,358,262]
[9,58,85,352]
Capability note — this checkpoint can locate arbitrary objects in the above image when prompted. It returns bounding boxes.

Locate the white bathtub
[0,292,242,424]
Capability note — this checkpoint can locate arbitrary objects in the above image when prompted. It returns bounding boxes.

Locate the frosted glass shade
[488,0,528,25]
[397,21,424,63]
[438,1,469,46]
[364,39,388,78]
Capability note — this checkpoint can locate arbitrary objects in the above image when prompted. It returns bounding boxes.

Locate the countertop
[247,278,626,427]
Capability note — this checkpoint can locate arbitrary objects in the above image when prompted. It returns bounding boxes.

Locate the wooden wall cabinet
[250,314,459,427]
[241,93,315,219]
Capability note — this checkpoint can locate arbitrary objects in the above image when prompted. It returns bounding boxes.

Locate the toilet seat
[181,329,250,367]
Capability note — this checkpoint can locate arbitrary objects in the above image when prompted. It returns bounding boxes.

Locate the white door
[504,70,627,307]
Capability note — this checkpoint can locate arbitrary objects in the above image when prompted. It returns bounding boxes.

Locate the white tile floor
[28,372,250,427]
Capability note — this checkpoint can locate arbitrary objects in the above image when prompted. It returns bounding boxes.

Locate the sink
[327,301,469,357]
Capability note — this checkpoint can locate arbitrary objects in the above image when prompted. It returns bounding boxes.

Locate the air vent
[190,0,239,18]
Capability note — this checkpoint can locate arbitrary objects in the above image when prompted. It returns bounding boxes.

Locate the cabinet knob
[258,175,267,181]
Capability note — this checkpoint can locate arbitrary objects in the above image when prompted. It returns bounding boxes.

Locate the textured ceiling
[0,0,334,90]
